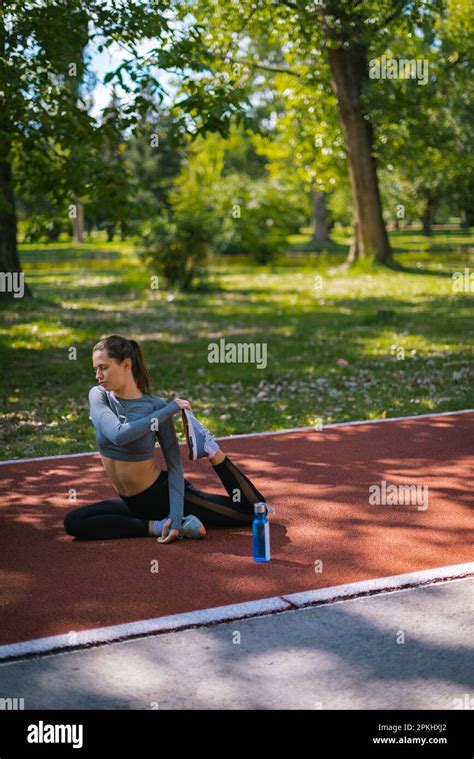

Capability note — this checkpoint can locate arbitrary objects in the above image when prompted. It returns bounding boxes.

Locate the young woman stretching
[63,334,273,544]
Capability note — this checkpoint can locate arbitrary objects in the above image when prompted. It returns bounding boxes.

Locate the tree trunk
[311,187,330,243]
[0,140,32,300]
[460,209,471,229]
[327,44,392,264]
[421,198,432,236]
[73,196,84,243]
[0,14,31,300]
[345,215,361,266]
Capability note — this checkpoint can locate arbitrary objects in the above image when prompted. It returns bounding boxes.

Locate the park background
[0,0,473,461]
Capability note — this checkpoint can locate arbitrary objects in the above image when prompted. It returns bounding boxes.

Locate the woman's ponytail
[128,339,152,396]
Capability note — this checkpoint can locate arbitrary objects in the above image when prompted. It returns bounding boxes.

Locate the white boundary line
[0,563,472,663]
[0,408,472,466]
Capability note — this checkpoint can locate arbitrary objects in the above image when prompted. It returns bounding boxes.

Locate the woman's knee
[63,508,83,536]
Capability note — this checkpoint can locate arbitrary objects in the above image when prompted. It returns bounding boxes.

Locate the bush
[23,215,67,243]
[136,133,233,290]
[135,131,307,286]
[137,211,217,291]
[216,174,307,263]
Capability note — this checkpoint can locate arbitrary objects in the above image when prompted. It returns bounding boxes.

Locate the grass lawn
[0,227,473,461]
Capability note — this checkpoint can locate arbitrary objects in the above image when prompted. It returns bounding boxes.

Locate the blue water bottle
[253,502,270,562]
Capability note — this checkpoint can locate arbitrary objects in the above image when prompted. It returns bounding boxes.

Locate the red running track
[0,412,473,647]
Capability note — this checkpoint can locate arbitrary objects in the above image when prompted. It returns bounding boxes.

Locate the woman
[63,335,273,544]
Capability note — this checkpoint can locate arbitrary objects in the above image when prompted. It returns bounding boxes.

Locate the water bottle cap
[254,502,267,513]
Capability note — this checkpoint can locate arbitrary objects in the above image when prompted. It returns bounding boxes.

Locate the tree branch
[224,56,303,78]
[371,0,410,33]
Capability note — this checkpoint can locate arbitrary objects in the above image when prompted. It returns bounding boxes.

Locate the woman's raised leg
[181,450,269,527]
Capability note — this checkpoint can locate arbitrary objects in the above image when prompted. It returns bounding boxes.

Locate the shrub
[217,174,307,263]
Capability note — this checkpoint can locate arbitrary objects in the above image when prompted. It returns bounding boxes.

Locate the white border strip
[0,408,472,466]
[0,562,472,663]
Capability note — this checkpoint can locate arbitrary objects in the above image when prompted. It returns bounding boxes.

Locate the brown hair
[92,335,152,395]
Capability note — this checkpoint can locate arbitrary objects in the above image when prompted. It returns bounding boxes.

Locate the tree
[82,88,135,242]
[368,0,474,236]
[1,0,238,300]
[1,0,93,297]
[247,66,347,246]
[174,0,457,264]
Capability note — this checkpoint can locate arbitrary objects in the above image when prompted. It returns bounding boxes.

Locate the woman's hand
[157,518,180,544]
[174,398,192,412]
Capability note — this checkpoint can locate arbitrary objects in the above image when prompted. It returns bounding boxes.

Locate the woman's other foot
[151,515,206,540]
[178,514,207,539]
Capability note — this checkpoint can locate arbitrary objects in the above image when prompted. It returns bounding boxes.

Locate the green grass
[1,228,473,460]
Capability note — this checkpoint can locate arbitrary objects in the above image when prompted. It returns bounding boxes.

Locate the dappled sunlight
[1,237,472,461]
[0,411,472,651]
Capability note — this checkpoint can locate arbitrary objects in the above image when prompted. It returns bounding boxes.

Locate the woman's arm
[88,386,181,446]
[155,415,184,533]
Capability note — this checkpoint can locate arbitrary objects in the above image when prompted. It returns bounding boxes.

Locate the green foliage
[2,232,473,459]
[3,1,249,260]
[22,215,67,244]
[327,185,353,229]
[123,109,186,220]
[136,132,228,290]
[175,0,472,256]
[136,129,306,284]
[7,0,473,266]
[137,212,212,291]
[218,174,306,263]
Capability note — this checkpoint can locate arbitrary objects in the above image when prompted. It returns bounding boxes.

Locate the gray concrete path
[0,578,472,710]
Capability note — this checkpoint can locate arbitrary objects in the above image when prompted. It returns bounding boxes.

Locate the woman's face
[92,349,130,391]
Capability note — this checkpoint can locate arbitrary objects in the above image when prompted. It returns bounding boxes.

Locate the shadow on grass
[384,260,455,278]
[287,238,350,254]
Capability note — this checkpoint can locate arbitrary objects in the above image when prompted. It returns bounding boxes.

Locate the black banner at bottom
[0,709,471,756]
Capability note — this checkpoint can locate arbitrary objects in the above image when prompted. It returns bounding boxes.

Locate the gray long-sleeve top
[88,385,184,531]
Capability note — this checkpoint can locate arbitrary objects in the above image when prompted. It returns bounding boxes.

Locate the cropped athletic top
[88,385,184,531]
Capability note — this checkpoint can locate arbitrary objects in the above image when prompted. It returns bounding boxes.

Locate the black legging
[63,455,267,540]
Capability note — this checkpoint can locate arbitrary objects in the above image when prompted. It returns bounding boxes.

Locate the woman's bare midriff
[99,454,162,497]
